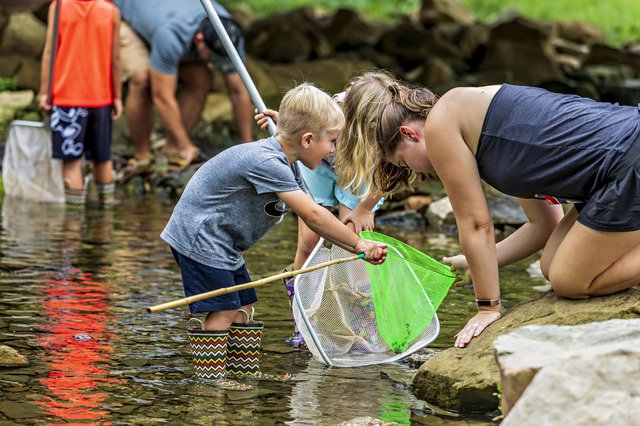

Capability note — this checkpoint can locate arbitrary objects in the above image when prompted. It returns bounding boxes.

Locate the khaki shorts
[120,21,150,81]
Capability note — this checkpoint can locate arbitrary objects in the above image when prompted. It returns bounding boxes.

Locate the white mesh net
[293,239,440,367]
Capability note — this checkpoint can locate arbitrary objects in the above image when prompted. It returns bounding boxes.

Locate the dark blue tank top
[476,84,640,202]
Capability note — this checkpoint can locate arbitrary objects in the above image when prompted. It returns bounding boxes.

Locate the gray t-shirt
[114,0,232,74]
[161,137,304,270]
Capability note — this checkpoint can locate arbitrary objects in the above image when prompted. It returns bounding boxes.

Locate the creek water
[0,194,545,424]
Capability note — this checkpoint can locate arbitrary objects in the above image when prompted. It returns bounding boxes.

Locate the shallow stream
[0,194,544,424]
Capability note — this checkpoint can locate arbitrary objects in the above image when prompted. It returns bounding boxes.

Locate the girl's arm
[341,193,383,233]
[278,189,386,264]
[444,198,564,272]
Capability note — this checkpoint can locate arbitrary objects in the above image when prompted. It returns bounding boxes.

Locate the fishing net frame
[292,232,455,367]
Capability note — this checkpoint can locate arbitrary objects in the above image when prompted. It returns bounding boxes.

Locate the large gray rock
[502,349,640,425]
[411,286,640,414]
[494,319,640,416]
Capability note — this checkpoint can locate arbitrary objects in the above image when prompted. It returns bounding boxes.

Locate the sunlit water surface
[0,195,545,424]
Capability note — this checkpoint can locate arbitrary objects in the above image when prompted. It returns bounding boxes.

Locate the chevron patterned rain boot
[187,318,228,380]
[96,182,115,208]
[226,308,264,378]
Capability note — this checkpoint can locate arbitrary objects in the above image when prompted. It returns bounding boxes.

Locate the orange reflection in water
[37,268,120,424]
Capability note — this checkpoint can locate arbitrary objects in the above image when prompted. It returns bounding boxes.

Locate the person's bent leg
[223,73,253,143]
[119,22,154,160]
[176,61,212,134]
[546,222,640,298]
[125,70,153,160]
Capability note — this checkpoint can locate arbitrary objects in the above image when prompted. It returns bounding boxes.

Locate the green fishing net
[360,231,456,353]
[293,232,456,367]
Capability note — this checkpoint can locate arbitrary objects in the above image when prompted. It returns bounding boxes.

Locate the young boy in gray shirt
[161,83,386,379]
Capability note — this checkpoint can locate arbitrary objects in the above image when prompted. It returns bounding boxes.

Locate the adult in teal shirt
[115,0,253,168]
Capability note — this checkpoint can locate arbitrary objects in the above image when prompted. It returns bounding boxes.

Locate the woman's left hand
[454,309,502,348]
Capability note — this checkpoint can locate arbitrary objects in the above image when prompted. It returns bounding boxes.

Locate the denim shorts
[299,162,384,211]
[171,247,257,314]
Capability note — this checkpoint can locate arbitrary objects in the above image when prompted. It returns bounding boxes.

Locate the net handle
[147,254,364,313]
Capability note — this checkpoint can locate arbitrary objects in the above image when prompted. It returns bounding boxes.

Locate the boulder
[554,20,606,45]
[245,6,332,63]
[479,13,564,86]
[0,11,46,58]
[325,8,388,51]
[411,286,640,414]
[419,0,476,27]
[0,344,28,367]
[494,319,640,416]
[269,58,377,95]
[497,320,640,424]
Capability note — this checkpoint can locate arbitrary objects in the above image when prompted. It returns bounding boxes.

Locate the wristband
[475,298,501,307]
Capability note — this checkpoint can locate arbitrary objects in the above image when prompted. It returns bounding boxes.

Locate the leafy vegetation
[224,0,639,46]
[0,77,17,92]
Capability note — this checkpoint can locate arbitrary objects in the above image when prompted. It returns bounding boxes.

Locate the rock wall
[1,1,639,101]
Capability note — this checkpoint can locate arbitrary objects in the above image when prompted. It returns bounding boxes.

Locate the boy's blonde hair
[277,83,344,143]
[334,71,396,197]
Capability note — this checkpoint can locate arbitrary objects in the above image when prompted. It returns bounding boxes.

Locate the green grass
[460,0,639,47]
[224,0,639,46]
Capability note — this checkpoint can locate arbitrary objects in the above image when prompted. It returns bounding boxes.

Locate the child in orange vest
[39,0,122,207]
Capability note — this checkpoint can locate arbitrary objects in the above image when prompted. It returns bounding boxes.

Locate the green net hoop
[361,231,456,353]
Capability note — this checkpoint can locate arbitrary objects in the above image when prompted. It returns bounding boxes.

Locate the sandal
[115,153,154,183]
[168,149,210,171]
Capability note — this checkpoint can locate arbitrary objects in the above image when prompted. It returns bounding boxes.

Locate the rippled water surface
[0,194,544,424]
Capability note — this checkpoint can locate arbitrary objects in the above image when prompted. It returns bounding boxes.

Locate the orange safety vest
[52,0,115,107]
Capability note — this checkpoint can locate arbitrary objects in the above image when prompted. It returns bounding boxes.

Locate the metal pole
[199,0,277,136]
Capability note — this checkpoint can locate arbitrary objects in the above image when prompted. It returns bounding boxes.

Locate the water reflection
[37,270,119,423]
[288,362,414,424]
[2,197,120,423]
[0,195,521,424]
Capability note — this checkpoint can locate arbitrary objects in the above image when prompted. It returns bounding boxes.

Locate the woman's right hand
[355,239,387,265]
[254,108,278,130]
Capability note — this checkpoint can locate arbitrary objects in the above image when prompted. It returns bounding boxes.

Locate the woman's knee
[547,267,590,299]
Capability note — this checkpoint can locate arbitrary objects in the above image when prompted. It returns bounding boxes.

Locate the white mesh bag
[292,238,441,367]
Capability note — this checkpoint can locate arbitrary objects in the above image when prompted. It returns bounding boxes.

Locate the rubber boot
[64,186,86,207]
[187,318,228,380]
[283,276,305,348]
[226,308,263,377]
[96,182,115,207]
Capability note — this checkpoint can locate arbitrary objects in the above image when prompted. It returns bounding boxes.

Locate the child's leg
[62,159,86,206]
[93,160,115,206]
[204,308,248,330]
[84,106,114,205]
[63,159,84,189]
[92,160,113,184]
